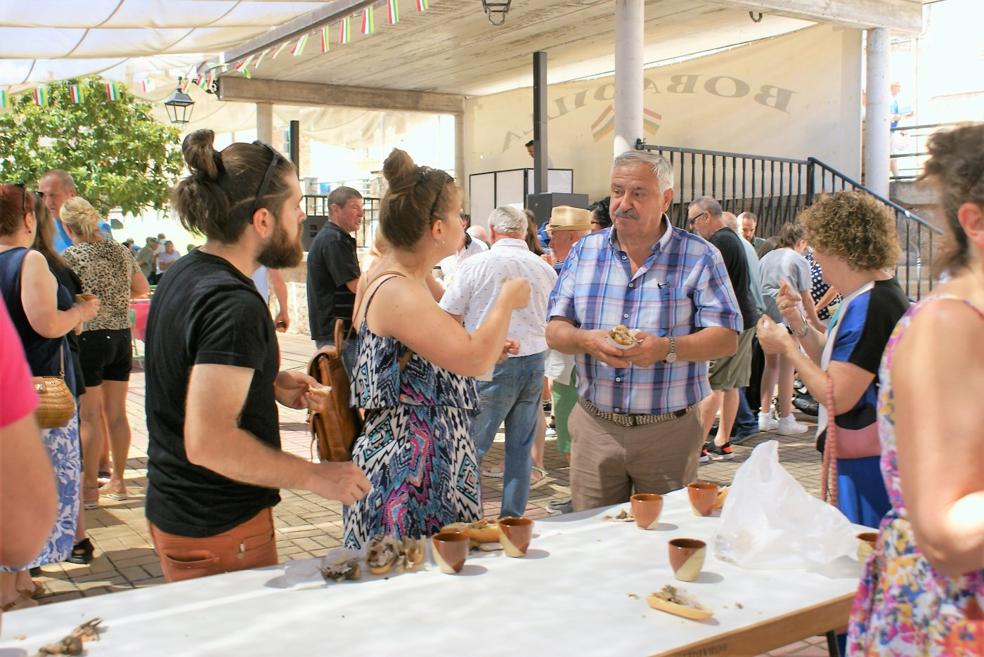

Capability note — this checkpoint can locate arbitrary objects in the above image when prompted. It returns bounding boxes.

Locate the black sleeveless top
[0,247,79,396]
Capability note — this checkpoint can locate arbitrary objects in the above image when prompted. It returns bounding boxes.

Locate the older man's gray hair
[40,169,76,193]
[722,211,739,231]
[487,206,528,235]
[612,151,674,193]
[689,196,723,218]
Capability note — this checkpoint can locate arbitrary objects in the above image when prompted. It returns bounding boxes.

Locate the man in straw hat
[546,151,742,511]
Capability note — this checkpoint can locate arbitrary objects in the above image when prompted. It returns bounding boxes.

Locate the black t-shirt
[709,228,758,330]
[144,250,280,537]
[306,222,360,340]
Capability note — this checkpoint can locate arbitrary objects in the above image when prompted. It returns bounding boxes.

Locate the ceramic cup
[630,493,664,530]
[687,481,720,517]
[431,531,469,574]
[856,532,878,561]
[668,538,706,582]
[497,516,534,557]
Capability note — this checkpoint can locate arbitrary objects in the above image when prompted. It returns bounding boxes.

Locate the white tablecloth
[0,490,863,656]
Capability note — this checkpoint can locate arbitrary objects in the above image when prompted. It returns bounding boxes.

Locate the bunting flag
[361,5,375,34]
[272,40,290,59]
[105,81,120,101]
[291,34,309,57]
[140,79,156,94]
[321,25,330,53]
[180,78,191,92]
[416,0,428,13]
[206,69,216,91]
[69,83,84,104]
[197,74,210,89]
[339,15,351,44]
[387,0,399,24]
[254,48,270,69]
[237,54,255,77]
[34,86,49,106]
[0,90,8,110]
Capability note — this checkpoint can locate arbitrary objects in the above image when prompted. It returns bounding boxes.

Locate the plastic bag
[714,440,857,569]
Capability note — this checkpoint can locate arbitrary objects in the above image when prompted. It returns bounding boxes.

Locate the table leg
[825,630,841,657]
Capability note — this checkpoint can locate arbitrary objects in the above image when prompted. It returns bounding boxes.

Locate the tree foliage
[0,77,182,216]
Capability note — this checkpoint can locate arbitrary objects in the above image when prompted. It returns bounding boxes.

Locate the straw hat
[547,206,592,232]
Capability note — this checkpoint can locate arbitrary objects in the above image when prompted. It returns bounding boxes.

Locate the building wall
[463,24,862,216]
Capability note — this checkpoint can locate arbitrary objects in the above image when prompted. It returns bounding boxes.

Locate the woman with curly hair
[757,192,908,530]
[847,124,984,656]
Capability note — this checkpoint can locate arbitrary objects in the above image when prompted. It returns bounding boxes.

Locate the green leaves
[0,77,182,216]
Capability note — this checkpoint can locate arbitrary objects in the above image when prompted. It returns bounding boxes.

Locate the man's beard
[257,216,303,269]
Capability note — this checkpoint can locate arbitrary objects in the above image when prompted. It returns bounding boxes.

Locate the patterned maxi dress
[342,280,483,549]
[847,295,984,656]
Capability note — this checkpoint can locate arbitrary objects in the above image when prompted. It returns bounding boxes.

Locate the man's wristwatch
[664,336,677,363]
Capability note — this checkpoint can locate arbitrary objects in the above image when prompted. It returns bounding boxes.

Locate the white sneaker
[545,427,558,438]
[776,415,808,435]
[758,413,778,432]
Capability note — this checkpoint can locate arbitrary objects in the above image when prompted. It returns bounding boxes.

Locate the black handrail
[806,158,942,234]
[635,141,941,299]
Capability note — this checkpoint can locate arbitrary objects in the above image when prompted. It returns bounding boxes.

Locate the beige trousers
[568,401,703,512]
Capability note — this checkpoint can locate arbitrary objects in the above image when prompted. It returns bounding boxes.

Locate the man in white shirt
[436,212,487,287]
[156,240,181,279]
[441,206,558,518]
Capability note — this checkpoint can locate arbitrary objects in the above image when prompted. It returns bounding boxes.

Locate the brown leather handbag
[308,319,361,462]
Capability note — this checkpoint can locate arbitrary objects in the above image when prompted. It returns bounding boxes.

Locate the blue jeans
[472,352,546,518]
[732,386,758,437]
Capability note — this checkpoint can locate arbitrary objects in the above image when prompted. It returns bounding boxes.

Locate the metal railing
[635,140,943,300]
[889,122,958,183]
[302,195,380,250]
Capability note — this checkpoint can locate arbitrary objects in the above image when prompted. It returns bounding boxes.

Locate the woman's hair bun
[182,129,222,181]
[382,148,416,193]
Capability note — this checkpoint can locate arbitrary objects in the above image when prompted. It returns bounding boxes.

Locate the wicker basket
[33,375,74,429]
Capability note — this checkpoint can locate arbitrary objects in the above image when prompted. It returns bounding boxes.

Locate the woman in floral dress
[342,149,530,549]
[847,124,984,656]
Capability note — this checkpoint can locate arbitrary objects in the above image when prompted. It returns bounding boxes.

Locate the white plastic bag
[713,440,857,569]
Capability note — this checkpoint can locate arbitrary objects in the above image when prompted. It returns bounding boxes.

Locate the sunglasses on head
[249,141,282,223]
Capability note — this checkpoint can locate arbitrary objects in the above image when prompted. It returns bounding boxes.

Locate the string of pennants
[0,0,429,110]
[226,0,427,80]
[0,81,125,109]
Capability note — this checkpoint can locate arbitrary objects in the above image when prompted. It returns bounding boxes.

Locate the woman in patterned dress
[847,124,984,656]
[0,183,99,609]
[342,149,530,549]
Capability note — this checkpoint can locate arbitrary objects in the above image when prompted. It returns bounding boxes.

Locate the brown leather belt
[579,398,694,428]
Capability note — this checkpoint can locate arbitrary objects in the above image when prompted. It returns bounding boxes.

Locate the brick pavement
[29,332,831,656]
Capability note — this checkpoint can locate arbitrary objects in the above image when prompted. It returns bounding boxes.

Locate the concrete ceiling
[226,1,816,97]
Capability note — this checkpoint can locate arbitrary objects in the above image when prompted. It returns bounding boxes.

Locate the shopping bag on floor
[713,440,857,569]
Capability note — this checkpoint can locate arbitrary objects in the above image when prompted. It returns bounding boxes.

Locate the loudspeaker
[302,216,329,251]
[526,192,590,226]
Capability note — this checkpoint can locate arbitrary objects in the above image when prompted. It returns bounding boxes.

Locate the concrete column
[613,0,644,157]
[454,113,464,196]
[256,101,274,145]
[863,28,891,197]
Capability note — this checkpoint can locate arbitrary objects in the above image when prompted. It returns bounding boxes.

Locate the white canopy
[0,0,331,87]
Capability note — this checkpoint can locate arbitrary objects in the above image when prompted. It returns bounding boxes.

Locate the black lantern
[163,78,195,125]
[481,0,511,25]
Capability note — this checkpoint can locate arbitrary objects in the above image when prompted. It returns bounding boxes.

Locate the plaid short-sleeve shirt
[547,217,742,415]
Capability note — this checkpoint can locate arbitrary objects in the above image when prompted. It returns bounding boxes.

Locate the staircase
[635,140,943,301]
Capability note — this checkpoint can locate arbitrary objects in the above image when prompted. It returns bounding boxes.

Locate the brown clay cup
[497,516,534,557]
[856,531,878,561]
[687,481,720,516]
[431,531,469,574]
[668,538,706,582]
[630,493,664,530]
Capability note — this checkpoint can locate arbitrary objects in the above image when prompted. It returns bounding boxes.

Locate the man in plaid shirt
[546,150,742,511]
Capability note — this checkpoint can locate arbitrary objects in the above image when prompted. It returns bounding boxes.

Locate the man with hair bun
[440,206,557,518]
[145,130,370,582]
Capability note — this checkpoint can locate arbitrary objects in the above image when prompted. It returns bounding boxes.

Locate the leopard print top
[64,240,136,331]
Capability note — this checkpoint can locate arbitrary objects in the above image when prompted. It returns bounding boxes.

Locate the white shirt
[156,249,180,274]
[436,236,487,288]
[440,237,558,380]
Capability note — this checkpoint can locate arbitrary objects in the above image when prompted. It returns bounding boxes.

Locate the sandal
[530,466,552,490]
[481,467,504,479]
[103,480,128,501]
[17,580,44,599]
[83,485,100,510]
[66,538,95,565]
[1,593,38,612]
